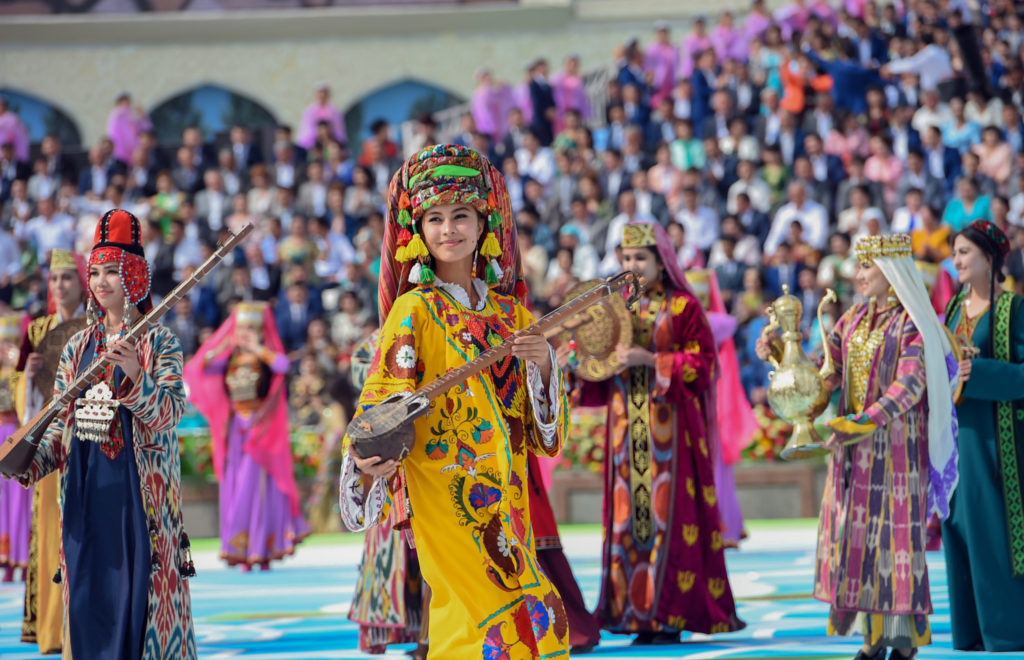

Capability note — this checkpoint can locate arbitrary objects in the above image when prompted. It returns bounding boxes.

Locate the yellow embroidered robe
[343,286,571,659]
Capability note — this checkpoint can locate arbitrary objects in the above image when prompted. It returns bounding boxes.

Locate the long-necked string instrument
[347,271,642,462]
[0,223,255,476]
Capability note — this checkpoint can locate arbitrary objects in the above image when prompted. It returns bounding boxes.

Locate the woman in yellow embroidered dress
[339,144,571,659]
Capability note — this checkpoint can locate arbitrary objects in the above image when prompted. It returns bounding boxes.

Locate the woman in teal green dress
[945,219,1024,652]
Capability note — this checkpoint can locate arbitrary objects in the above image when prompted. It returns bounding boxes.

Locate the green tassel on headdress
[484,260,498,286]
[419,262,436,285]
[489,210,501,230]
[398,208,412,228]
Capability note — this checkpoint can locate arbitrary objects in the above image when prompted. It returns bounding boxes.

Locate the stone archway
[148,83,278,146]
[343,78,464,147]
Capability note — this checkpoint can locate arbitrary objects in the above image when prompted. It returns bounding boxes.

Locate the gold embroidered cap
[855,234,912,262]
[236,301,267,328]
[50,248,79,272]
[622,223,658,249]
[0,314,21,342]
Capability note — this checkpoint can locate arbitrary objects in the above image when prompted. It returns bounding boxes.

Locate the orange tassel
[400,191,411,210]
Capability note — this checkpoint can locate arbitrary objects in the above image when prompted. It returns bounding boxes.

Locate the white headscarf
[874,253,959,520]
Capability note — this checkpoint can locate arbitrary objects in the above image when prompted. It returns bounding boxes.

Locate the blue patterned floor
[0,522,1008,659]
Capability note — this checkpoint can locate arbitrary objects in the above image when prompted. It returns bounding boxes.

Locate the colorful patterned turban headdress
[379,144,524,322]
[87,208,153,349]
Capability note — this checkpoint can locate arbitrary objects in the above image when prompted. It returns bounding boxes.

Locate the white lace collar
[434,276,489,311]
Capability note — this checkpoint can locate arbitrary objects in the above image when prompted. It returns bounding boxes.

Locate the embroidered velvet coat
[21,324,197,660]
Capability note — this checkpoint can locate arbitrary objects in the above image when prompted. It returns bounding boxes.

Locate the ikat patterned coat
[21,324,197,659]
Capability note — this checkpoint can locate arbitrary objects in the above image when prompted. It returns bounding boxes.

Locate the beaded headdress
[966,219,1010,257]
[87,209,153,349]
[621,223,658,249]
[854,233,912,262]
[379,144,524,322]
[0,314,20,342]
[236,301,267,328]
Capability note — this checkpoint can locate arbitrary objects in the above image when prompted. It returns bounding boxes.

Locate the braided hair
[954,224,1007,359]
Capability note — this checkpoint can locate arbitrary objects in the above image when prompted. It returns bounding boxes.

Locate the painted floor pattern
[0,522,1014,659]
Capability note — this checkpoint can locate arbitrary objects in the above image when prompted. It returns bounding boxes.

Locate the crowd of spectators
[2,0,1024,413]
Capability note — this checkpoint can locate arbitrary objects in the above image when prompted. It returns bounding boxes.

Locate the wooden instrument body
[347,392,430,461]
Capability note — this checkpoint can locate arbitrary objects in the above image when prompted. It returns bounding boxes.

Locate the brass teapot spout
[759,286,837,460]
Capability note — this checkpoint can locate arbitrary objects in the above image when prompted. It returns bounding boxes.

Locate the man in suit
[227,124,263,180]
[801,92,836,139]
[497,107,528,161]
[181,125,216,175]
[763,242,803,298]
[629,169,669,225]
[143,219,177,298]
[171,146,203,197]
[599,149,629,209]
[851,19,889,67]
[77,144,123,197]
[888,104,922,162]
[269,139,303,192]
[296,160,329,219]
[921,125,962,194]
[274,269,324,353]
[802,133,845,211]
[193,169,231,235]
[39,134,77,185]
[700,89,737,141]
[690,48,719,130]
[897,148,945,209]
[528,58,556,146]
[773,110,805,168]
[754,88,784,147]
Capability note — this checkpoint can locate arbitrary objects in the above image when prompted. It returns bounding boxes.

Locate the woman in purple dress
[184,302,308,570]
[0,313,30,581]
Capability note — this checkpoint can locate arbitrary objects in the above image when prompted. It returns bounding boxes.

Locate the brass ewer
[759,286,837,460]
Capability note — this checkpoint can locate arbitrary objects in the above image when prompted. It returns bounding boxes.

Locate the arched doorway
[343,79,464,146]
[0,88,82,148]
[148,84,278,145]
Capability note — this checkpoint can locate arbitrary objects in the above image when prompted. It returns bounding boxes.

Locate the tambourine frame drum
[557,279,633,382]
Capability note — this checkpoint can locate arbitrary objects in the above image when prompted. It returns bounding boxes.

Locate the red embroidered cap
[89,208,153,312]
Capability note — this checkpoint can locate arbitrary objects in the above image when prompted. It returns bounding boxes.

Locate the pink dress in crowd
[471,82,515,142]
[0,110,30,163]
[680,33,713,77]
[645,42,678,108]
[744,10,773,42]
[297,103,346,150]
[106,105,151,165]
[551,71,592,130]
[710,25,749,64]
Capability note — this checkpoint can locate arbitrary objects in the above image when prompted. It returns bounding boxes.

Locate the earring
[471,249,479,281]
[887,286,898,306]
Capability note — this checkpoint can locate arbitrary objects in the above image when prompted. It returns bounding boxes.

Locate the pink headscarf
[183,305,299,516]
[704,270,759,465]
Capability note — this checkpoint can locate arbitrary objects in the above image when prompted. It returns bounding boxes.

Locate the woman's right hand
[555,344,572,370]
[349,446,399,479]
[755,336,771,361]
[23,352,43,379]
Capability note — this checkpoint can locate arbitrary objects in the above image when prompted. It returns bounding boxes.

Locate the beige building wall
[0,0,785,146]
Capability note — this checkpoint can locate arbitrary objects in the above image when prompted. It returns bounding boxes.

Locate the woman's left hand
[107,340,143,383]
[616,343,655,368]
[958,359,972,384]
[512,334,552,368]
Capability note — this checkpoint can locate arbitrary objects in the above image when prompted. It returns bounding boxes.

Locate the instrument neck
[416,276,632,403]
